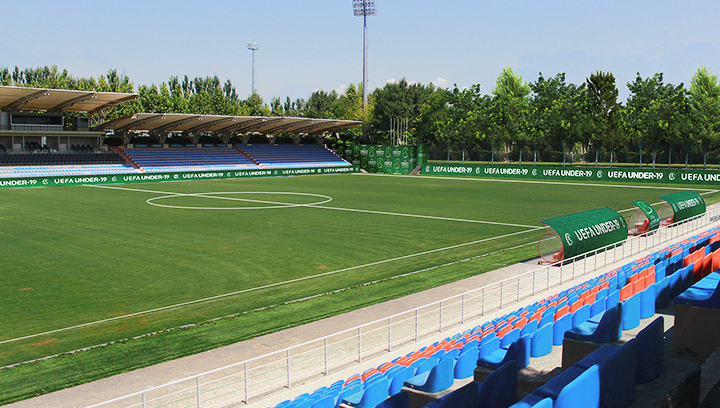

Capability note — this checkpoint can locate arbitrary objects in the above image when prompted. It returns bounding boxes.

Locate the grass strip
[0,244,538,404]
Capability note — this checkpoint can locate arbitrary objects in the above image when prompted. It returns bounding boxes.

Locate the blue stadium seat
[530,322,553,358]
[453,347,479,379]
[565,302,622,344]
[403,358,454,393]
[477,334,530,370]
[621,293,641,330]
[552,313,573,346]
[635,317,664,384]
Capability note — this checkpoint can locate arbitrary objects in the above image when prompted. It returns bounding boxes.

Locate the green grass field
[1,172,719,403]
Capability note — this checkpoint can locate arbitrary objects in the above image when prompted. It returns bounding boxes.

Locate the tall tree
[624,73,689,168]
[437,84,488,163]
[530,73,592,166]
[491,67,530,163]
[587,72,622,166]
[688,67,720,169]
[305,90,338,119]
[369,79,437,144]
[411,86,450,146]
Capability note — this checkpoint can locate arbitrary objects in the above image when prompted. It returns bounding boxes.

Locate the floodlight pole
[247,42,258,95]
[353,1,376,109]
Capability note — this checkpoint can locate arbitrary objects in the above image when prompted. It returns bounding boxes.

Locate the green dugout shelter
[628,200,660,236]
[658,191,706,225]
[539,208,628,263]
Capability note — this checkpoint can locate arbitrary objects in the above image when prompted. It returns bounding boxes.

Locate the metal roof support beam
[291,121,347,135]
[88,95,139,115]
[214,116,287,134]
[184,116,239,134]
[4,89,50,111]
[154,115,206,133]
[47,92,97,113]
[115,114,167,133]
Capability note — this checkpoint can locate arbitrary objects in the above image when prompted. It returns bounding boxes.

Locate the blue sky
[2,1,718,102]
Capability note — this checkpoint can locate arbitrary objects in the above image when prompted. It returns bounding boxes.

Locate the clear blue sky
[2,0,718,103]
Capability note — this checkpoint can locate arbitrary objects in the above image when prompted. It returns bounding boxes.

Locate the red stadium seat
[569,299,584,313]
[619,283,634,302]
[554,305,570,321]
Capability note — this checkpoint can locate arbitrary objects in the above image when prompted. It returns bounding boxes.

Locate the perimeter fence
[88,208,720,408]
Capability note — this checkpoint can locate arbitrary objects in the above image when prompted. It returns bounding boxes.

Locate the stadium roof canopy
[99,113,361,135]
[0,85,137,114]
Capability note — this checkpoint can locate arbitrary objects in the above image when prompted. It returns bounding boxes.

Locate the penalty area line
[0,226,541,345]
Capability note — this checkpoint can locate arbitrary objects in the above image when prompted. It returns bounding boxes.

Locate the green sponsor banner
[423,163,720,185]
[541,207,628,260]
[342,144,424,175]
[630,200,660,232]
[417,145,427,166]
[0,166,360,189]
[659,191,706,222]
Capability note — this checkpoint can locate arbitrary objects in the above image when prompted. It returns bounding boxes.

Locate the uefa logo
[564,233,574,246]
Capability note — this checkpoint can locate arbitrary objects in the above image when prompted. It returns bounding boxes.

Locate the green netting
[629,200,660,234]
[658,191,706,223]
[540,207,628,260]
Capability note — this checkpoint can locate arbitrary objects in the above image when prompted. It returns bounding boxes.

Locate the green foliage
[490,67,531,162]
[368,79,441,143]
[437,84,488,152]
[529,73,594,164]
[587,71,623,164]
[624,72,690,167]
[689,67,720,168]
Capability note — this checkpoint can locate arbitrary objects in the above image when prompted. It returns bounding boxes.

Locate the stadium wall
[0,166,360,189]
[424,163,720,185]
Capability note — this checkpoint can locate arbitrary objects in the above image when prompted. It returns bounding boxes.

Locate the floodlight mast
[353,0,376,109]
[247,41,259,95]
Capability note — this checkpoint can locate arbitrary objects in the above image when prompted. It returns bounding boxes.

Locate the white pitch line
[87,184,539,228]
[0,227,541,345]
[308,205,540,229]
[90,185,318,207]
[356,172,719,192]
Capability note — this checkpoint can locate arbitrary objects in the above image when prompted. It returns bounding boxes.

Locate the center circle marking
[146,191,333,210]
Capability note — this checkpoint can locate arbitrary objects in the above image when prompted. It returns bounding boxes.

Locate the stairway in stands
[234,145,263,168]
[110,146,142,171]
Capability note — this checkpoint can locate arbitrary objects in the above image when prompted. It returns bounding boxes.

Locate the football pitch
[1,172,719,402]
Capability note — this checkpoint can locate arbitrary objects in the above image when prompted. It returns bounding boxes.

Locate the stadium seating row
[238,145,349,168]
[0,164,141,178]
[0,152,126,168]
[70,144,94,152]
[1,144,351,178]
[269,226,720,408]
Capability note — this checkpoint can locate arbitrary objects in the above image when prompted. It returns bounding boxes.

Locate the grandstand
[0,86,360,179]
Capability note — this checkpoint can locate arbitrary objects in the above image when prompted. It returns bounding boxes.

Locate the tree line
[424,67,720,168]
[2,65,719,167]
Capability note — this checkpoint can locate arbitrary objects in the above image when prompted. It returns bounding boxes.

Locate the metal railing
[88,209,720,408]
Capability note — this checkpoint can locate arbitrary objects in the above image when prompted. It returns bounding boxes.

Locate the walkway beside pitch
[8,210,720,408]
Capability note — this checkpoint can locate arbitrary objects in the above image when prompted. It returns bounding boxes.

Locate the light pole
[247,41,258,95]
[353,0,375,109]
